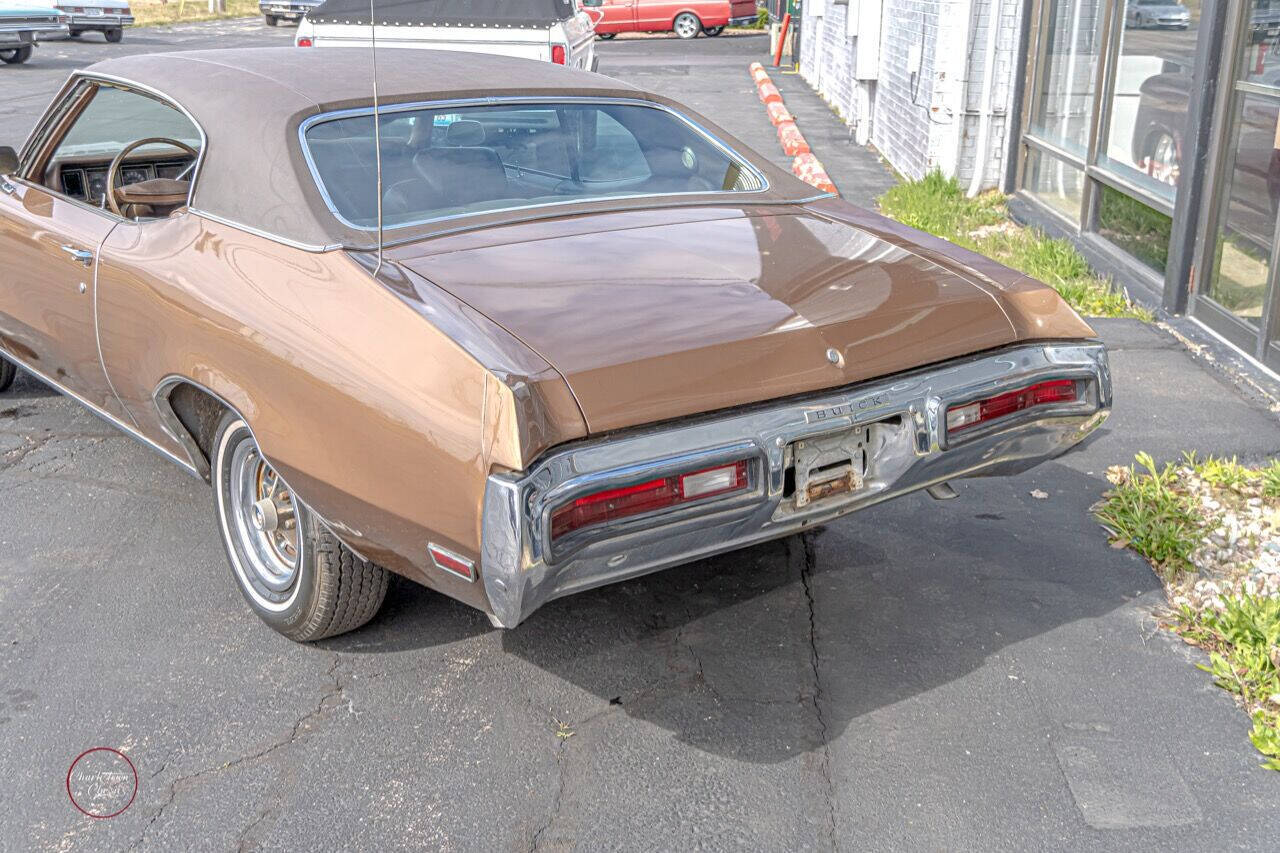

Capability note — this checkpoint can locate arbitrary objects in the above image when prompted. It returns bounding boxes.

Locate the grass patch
[1096,185,1172,274]
[1174,596,1280,771]
[878,172,1151,320]
[128,0,261,28]
[1094,452,1201,577]
[1095,453,1280,770]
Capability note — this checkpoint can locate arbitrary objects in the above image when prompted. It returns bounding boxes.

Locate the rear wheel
[212,413,389,641]
[702,25,724,36]
[104,27,123,43]
[674,12,701,39]
[264,14,279,26]
[0,46,33,64]
[0,358,15,393]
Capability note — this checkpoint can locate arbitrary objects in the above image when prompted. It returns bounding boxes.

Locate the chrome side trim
[481,342,1111,628]
[90,221,141,432]
[0,351,200,478]
[296,96,772,234]
[187,209,344,253]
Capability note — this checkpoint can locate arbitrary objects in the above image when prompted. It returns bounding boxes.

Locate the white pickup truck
[295,0,598,71]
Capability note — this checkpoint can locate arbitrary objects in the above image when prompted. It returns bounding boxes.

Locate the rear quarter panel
[94,214,583,608]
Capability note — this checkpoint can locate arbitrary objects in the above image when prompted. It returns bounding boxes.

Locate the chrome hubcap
[1147,134,1178,185]
[676,16,696,36]
[229,441,298,593]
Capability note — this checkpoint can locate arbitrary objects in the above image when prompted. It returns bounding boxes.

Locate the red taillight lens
[946,379,1078,434]
[551,44,567,64]
[428,543,475,582]
[297,37,313,47]
[551,460,749,541]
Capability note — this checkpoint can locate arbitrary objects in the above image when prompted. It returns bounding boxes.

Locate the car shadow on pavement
[331,461,1161,765]
[512,461,1160,764]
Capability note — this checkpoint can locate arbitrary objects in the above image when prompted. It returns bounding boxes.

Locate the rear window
[302,101,766,229]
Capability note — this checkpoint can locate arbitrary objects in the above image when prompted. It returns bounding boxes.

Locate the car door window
[43,83,201,218]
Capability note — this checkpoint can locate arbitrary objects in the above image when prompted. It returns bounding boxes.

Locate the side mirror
[0,146,18,175]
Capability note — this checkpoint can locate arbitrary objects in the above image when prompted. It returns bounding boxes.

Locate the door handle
[60,245,94,267]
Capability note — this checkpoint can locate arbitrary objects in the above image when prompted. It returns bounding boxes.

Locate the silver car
[1125,0,1191,29]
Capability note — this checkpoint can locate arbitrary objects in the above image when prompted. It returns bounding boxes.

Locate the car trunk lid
[386,207,1019,434]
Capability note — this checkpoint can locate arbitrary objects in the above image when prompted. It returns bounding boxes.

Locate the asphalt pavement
[2,22,1280,852]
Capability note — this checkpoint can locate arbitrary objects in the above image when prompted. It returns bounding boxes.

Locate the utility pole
[208,0,226,12]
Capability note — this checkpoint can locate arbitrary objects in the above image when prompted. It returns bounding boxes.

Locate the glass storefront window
[1028,0,1105,156]
[1024,147,1086,222]
[1096,0,1200,204]
[1097,184,1173,273]
[1205,91,1280,326]
[1240,1,1280,87]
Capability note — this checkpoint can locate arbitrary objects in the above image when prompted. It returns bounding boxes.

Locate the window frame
[298,96,771,233]
[16,72,208,222]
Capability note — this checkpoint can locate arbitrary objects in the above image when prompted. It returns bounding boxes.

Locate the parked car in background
[1124,0,1190,30]
[1135,69,1280,255]
[26,0,131,42]
[586,0,747,39]
[295,0,596,70]
[0,2,67,64]
[0,47,1111,642]
[713,0,757,35]
[260,0,320,27]
[1252,0,1280,42]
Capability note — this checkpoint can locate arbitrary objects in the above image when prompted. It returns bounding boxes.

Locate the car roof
[84,47,641,114]
[68,48,817,250]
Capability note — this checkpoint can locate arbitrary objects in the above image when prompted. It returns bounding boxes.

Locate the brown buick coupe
[0,48,1111,641]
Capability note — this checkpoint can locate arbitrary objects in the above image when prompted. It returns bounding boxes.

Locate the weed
[879,172,1151,320]
[1094,452,1201,576]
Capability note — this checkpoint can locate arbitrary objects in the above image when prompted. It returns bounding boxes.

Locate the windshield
[302,101,766,229]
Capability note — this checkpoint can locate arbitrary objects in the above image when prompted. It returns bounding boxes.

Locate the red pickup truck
[586,0,757,39]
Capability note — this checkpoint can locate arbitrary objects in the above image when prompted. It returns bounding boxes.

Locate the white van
[295,0,597,71]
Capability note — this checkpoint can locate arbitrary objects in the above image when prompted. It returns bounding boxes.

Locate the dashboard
[56,156,194,206]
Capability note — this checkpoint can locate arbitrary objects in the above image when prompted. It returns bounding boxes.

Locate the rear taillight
[297,37,313,47]
[551,460,749,541]
[551,44,567,64]
[946,379,1078,434]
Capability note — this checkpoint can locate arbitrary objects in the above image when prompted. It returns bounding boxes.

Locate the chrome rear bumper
[482,341,1111,627]
[67,14,133,27]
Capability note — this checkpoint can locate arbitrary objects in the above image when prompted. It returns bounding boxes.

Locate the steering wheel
[105,137,198,217]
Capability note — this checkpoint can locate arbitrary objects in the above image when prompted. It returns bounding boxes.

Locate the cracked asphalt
[3,22,1280,852]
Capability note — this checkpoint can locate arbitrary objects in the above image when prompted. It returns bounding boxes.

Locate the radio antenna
[370,0,383,277]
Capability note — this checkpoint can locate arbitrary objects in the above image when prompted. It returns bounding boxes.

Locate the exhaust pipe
[926,482,958,501]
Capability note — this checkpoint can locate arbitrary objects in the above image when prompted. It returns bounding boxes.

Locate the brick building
[796,0,1023,192]
[789,0,1280,376]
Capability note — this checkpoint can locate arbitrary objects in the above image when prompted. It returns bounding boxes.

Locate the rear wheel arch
[154,376,252,481]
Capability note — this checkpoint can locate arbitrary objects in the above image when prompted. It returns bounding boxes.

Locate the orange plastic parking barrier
[777,121,810,156]
[766,101,793,126]
[791,153,838,195]
[758,81,783,105]
[749,63,770,85]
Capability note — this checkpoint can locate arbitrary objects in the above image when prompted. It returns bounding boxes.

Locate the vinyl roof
[71,48,819,250]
